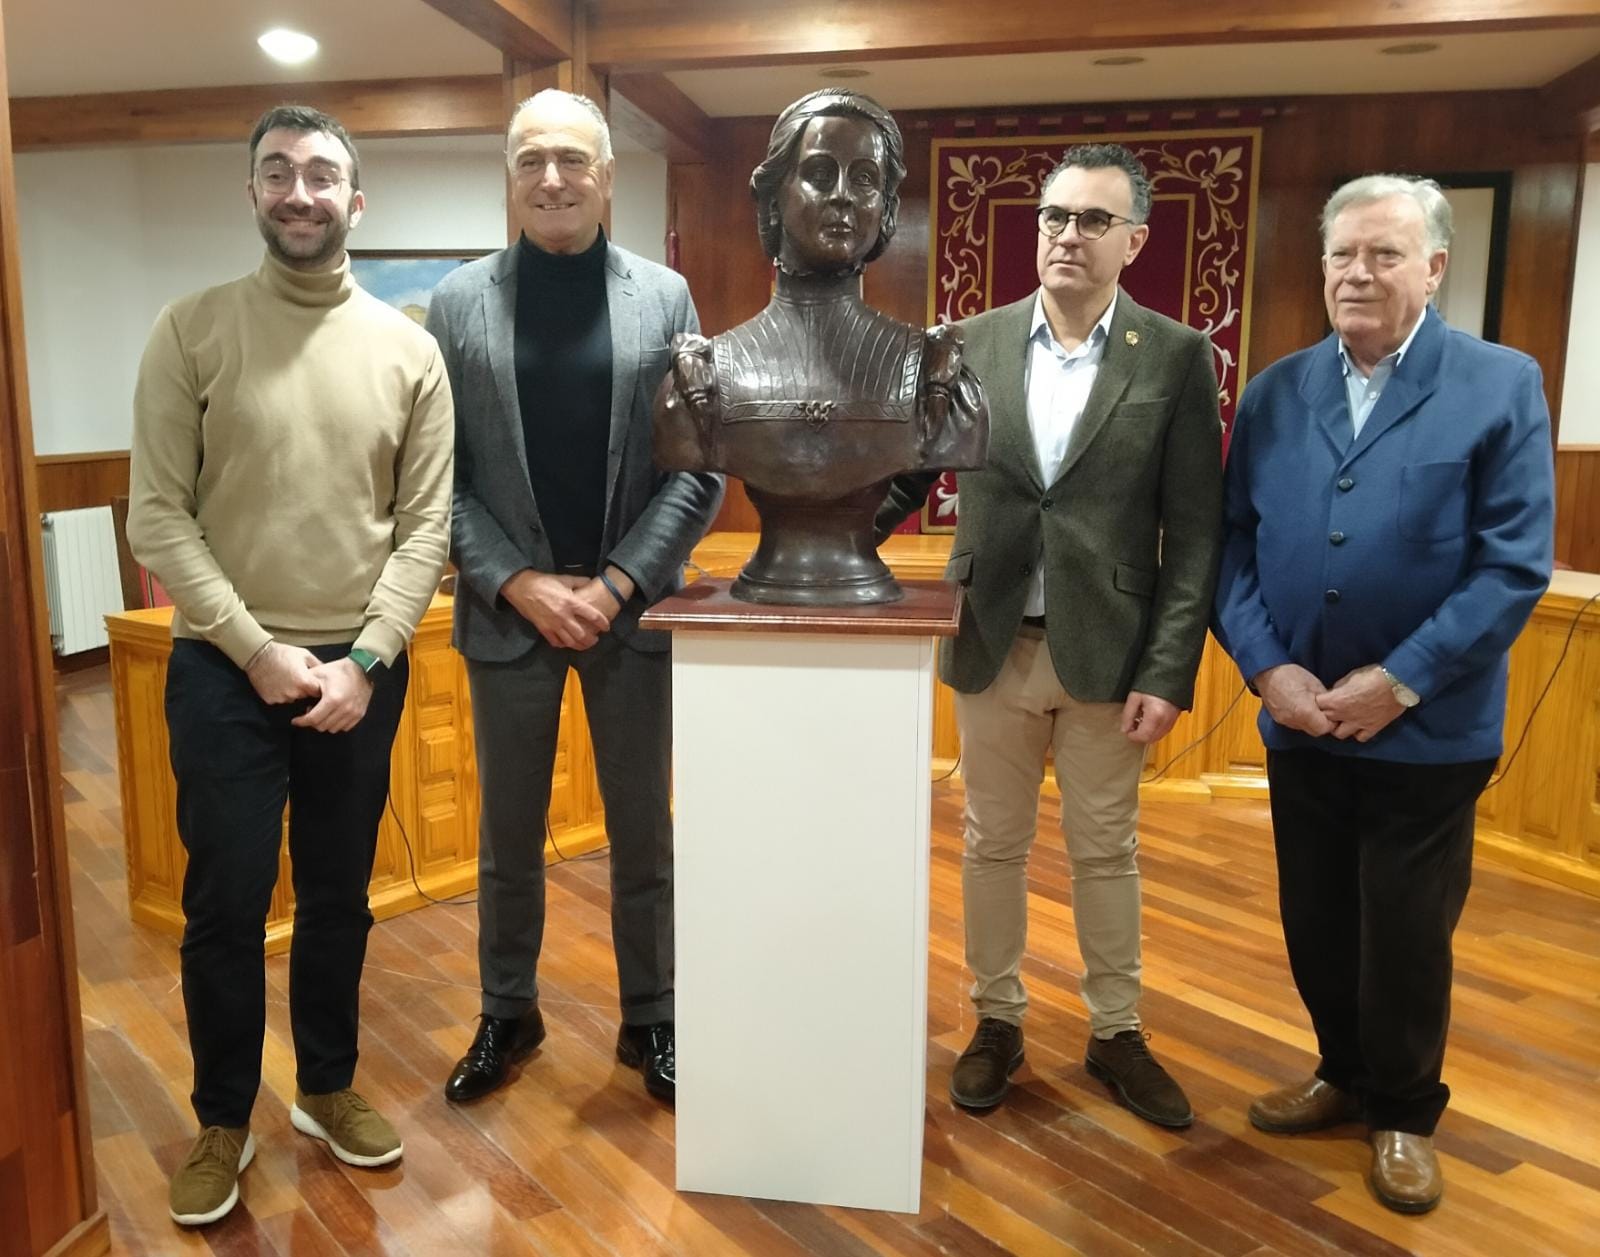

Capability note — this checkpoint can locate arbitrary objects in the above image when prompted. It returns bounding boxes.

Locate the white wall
[16,135,669,455]
[1560,163,1600,447]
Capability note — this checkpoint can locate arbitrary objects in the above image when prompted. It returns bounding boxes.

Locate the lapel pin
[1125,330,1140,347]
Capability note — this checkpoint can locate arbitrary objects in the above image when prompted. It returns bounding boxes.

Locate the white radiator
[40,506,123,655]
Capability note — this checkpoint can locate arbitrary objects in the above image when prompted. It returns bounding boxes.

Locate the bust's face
[776,115,885,274]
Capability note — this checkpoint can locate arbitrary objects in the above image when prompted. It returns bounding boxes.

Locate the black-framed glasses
[256,158,347,196]
[1037,205,1136,241]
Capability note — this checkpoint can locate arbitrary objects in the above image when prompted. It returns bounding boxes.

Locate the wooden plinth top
[641,578,962,637]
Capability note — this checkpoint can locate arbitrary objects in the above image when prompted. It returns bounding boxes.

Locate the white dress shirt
[1338,307,1427,441]
[1021,291,1118,616]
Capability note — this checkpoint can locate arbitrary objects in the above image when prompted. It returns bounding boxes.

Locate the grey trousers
[466,635,674,1025]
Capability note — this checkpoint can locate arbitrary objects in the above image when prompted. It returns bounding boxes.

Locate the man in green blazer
[878,144,1223,1126]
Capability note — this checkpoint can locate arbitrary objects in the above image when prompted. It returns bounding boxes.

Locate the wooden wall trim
[10,75,502,150]
[33,451,129,516]
[1556,446,1600,573]
[587,0,1600,71]
[611,73,713,162]
[1542,50,1600,133]
[41,1214,109,1257]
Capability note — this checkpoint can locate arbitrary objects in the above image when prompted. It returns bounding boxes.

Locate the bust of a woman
[654,89,987,605]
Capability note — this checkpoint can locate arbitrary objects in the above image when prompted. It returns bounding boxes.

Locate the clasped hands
[1251,662,1406,742]
[245,642,372,733]
[500,567,633,651]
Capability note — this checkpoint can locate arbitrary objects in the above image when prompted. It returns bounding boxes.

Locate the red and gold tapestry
[915,116,1261,532]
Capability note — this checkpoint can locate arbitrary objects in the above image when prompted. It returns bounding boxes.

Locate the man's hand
[575,565,637,623]
[1120,691,1181,745]
[500,569,613,650]
[245,642,323,705]
[292,657,374,733]
[1253,663,1336,736]
[1315,664,1407,742]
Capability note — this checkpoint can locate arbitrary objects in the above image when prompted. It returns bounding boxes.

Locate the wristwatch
[1380,666,1420,708]
[347,647,386,681]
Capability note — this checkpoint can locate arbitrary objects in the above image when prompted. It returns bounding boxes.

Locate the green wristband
[347,647,382,676]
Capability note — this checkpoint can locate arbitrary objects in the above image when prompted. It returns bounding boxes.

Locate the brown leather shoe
[1248,1077,1362,1134]
[1085,1030,1193,1129]
[1370,1131,1442,1213]
[949,1018,1024,1110]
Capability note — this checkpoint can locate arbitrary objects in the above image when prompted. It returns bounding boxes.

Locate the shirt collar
[1030,289,1118,353]
[1338,306,1428,379]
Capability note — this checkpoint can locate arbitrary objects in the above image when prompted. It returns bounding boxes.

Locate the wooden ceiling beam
[418,0,573,62]
[1541,51,1600,134]
[611,73,713,162]
[9,76,503,150]
[586,0,1600,71]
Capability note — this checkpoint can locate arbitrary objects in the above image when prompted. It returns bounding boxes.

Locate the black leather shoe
[1085,1029,1194,1128]
[444,1010,546,1103]
[616,1022,675,1103]
[949,1017,1025,1110]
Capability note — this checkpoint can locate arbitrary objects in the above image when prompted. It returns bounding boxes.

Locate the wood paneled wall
[671,90,1587,535]
[0,2,107,1253]
[33,450,130,515]
[1557,446,1600,571]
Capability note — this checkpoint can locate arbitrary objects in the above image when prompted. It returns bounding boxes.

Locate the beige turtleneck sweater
[127,252,454,669]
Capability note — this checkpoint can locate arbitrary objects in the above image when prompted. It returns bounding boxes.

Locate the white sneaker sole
[169,1132,255,1226]
[289,1104,403,1167]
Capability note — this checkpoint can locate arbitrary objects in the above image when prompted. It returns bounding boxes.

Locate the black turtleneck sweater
[514,230,613,574]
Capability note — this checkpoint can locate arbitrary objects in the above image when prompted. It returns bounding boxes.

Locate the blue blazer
[1213,308,1554,763]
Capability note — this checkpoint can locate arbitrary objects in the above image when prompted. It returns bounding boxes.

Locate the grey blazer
[426,241,724,662]
[880,288,1223,707]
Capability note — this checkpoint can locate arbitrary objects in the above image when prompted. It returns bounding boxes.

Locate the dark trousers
[466,634,674,1025]
[165,638,408,1128]
[1266,748,1494,1135]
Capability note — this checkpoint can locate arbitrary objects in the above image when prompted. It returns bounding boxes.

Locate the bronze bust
[654,89,988,604]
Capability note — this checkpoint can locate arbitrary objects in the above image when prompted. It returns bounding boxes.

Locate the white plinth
[670,626,937,1213]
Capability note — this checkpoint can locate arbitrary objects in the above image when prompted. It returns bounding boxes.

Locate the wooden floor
[55,667,1600,1257]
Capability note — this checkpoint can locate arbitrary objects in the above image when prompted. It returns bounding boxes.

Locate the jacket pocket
[1398,460,1470,541]
[944,550,974,585]
[1113,561,1157,598]
[1110,396,1171,420]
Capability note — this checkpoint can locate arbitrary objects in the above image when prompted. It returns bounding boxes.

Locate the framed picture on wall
[1428,171,1511,343]
[348,249,489,325]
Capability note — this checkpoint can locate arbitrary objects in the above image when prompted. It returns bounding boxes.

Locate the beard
[255,202,350,270]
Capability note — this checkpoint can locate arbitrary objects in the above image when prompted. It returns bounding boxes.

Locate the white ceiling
[5,2,1599,118]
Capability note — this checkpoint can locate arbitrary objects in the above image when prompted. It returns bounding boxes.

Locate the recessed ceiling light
[1380,42,1440,55]
[1092,55,1147,67]
[818,66,871,79]
[258,29,319,65]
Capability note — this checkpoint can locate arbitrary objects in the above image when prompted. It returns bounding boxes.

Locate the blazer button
[1020,563,1033,577]
[1329,531,1346,545]
[1337,477,1354,491]
[1324,589,1341,604]
[1041,497,1054,511]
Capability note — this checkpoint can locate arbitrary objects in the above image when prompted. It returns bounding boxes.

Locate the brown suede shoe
[168,1125,253,1226]
[1085,1030,1194,1128]
[949,1018,1024,1110]
[1249,1077,1362,1134]
[1370,1131,1443,1213]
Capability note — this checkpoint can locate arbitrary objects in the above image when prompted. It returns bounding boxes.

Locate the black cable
[933,753,961,783]
[1139,682,1249,785]
[1484,588,1599,790]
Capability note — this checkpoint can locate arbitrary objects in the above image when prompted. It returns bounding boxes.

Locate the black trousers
[165,638,408,1128]
[1265,749,1494,1135]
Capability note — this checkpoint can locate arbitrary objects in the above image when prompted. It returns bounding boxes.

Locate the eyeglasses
[256,158,347,196]
[1037,205,1137,241]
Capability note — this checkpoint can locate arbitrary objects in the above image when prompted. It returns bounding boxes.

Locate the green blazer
[880,289,1223,707]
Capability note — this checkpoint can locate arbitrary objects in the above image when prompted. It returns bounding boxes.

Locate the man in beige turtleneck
[127,106,453,1228]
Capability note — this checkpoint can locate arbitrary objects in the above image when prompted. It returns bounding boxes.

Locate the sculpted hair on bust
[750,89,906,264]
[1322,174,1454,255]
[248,104,362,190]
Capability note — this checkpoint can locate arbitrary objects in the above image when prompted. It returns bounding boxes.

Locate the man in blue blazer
[427,90,722,1106]
[1214,174,1554,1214]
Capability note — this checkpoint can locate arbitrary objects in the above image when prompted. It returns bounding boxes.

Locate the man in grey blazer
[879,144,1222,1126]
[427,89,722,1105]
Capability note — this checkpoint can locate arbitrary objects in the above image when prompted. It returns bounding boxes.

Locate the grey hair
[506,88,614,166]
[1321,174,1452,254]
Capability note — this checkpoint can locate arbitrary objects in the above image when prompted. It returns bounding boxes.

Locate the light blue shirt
[1022,291,1117,615]
[1337,308,1427,441]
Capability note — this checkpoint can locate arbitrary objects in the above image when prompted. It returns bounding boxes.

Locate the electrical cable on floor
[1139,682,1249,785]
[1483,588,1599,791]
